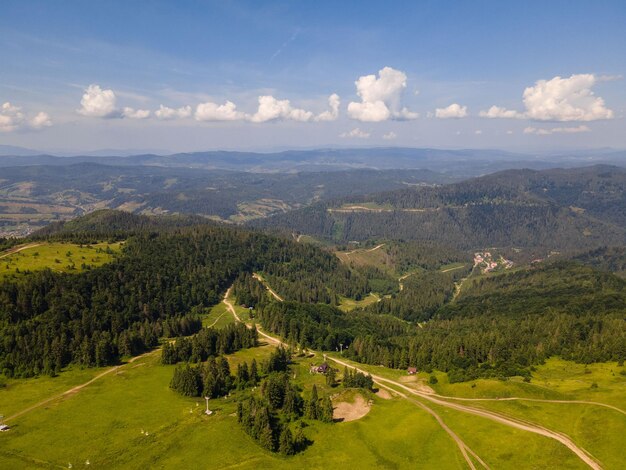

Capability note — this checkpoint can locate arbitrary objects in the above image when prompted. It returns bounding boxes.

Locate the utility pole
[204,396,213,415]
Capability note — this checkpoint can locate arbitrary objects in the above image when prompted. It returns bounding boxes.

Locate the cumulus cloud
[122,107,151,119]
[340,127,370,138]
[315,94,341,122]
[0,102,25,132]
[382,131,397,140]
[348,67,418,122]
[435,103,468,119]
[479,105,524,119]
[522,74,613,121]
[523,125,591,135]
[155,105,192,120]
[480,74,614,122]
[78,84,119,117]
[247,95,313,123]
[30,111,53,129]
[0,102,52,132]
[195,101,244,121]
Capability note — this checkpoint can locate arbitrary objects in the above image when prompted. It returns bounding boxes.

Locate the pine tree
[320,395,334,423]
[250,359,259,385]
[278,427,295,455]
[306,385,319,419]
[326,367,336,387]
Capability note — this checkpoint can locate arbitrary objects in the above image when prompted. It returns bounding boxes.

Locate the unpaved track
[233,278,489,468]
[252,273,284,302]
[229,284,600,470]
[326,356,602,470]
[0,242,43,259]
[5,349,158,423]
[365,243,385,253]
[223,287,285,347]
[441,396,626,417]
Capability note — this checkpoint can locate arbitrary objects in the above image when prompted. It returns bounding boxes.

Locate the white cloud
[122,107,151,119]
[523,125,591,135]
[78,84,119,117]
[506,130,514,135]
[522,74,613,121]
[480,74,614,122]
[0,102,52,132]
[30,111,53,129]
[315,94,340,122]
[475,130,483,135]
[155,105,192,120]
[348,66,418,122]
[195,101,244,121]
[247,95,313,123]
[382,131,397,140]
[435,103,468,119]
[0,102,25,132]
[340,127,370,138]
[479,105,524,119]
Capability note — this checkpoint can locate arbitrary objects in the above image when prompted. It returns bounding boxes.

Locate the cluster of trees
[367,270,463,322]
[0,238,20,252]
[237,348,334,455]
[171,356,261,398]
[170,356,233,398]
[161,323,257,364]
[237,394,308,455]
[342,367,374,390]
[255,300,407,352]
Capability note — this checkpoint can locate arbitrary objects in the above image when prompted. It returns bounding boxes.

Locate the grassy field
[0,343,467,469]
[324,353,626,469]
[0,242,122,280]
[2,283,624,469]
[335,243,396,276]
[337,293,381,312]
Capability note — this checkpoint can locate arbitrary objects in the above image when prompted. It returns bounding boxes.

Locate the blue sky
[1,0,625,153]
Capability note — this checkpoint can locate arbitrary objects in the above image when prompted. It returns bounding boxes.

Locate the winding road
[249,275,606,470]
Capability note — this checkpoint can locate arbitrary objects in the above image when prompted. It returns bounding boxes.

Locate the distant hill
[1,147,624,175]
[32,209,209,240]
[254,165,626,252]
[0,163,453,236]
[0,144,45,156]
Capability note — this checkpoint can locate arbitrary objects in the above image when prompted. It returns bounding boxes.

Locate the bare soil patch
[333,393,371,422]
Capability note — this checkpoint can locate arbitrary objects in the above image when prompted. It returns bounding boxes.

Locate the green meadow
[0,242,122,280]
[1,290,624,468]
[0,342,466,469]
[337,292,381,312]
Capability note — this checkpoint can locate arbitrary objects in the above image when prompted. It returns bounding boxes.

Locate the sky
[1,0,625,154]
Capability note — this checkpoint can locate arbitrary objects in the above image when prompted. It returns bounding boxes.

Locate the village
[473,251,514,274]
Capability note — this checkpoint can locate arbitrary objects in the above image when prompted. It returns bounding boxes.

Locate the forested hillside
[255,165,626,252]
[236,262,626,381]
[0,214,370,377]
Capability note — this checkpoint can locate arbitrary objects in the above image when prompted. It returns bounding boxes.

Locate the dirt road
[326,356,602,470]
[252,273,284,302]
[222,286,285,347]
[441,396,626,416]
[0,242,43,260]
[5,349,158,423]
[237,274,604,469]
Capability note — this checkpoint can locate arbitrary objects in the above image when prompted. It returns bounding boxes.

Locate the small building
[407,367,418,375]
[310,363,329,374]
